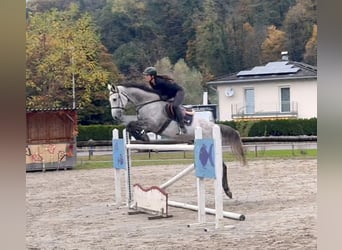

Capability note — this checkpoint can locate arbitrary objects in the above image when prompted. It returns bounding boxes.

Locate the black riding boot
[174,106,187,134]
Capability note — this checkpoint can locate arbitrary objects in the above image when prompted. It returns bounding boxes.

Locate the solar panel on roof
[237,61,300,76]
[265,61,289,68]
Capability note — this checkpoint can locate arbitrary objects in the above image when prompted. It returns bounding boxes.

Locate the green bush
[77,124,126,141]
[219,118,317,136]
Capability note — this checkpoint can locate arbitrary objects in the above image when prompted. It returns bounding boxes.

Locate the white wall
[216,79,317,121]
[290,79,317,118]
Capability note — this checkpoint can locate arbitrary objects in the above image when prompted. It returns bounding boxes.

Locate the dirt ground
[26,158,317,250]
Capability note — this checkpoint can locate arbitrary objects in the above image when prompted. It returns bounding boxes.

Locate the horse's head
[108,84,128,123]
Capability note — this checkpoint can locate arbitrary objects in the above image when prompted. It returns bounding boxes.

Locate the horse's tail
[218,124,247,166]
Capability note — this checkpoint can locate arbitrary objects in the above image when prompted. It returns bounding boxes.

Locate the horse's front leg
[126,121,150,142]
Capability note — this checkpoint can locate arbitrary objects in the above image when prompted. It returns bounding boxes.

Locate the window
[280,87,290,112]
[245,88,255,114]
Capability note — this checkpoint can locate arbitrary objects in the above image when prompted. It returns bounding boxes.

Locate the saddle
[164,103,194,126]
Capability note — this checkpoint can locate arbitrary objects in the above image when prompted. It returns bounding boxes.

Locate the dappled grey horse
[108,83,247,198]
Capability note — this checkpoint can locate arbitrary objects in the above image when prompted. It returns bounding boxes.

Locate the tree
[173,59,204,105]
[27,0,107,13]
[283,0,317,62]
[303,24,317,65]
[260,25,286,63]
[189,0,231,76]
[242,22,262,68]
[155,57,173,76]
[28,0,317,78]
[248,0,296,27]
[77,44,123,125]
[153,57,204,105]
[96,2,136,54]
[26,4,119,110]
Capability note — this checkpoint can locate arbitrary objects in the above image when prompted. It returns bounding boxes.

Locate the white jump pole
[123,129,133,207]
[159,163,194,190]
[167,200,244,221]
[126,144,194,151]
[195,127,206,224]
[213,124,224,228]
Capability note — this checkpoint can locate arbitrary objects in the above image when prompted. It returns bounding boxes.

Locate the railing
[231,102,298,120]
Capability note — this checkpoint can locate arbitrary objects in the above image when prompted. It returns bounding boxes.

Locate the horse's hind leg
[222,162,232,199]
[126,121,150,142]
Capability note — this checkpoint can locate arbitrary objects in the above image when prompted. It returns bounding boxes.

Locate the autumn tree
[283,0,317,62]
[303,24,317,65]
[28,0,317,92]
[260,25,286,63]
[241,22,262,68]
[27,0,107,13]
[26,3,120,110]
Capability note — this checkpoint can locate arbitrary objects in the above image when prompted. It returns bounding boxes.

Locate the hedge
[77,124,126,141]
[77,118,317,141]
[218,118,317,137]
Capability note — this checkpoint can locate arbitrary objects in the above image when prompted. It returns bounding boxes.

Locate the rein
[135,99,163,113]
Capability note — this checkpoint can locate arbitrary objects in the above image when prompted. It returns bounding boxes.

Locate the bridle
[109,87,127,111]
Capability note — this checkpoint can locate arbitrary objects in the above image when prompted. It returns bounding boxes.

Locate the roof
[207,60,317,86]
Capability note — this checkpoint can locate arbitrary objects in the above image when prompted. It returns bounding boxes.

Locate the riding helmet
[143,66,157,76]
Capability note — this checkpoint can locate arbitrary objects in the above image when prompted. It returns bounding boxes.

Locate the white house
[206,58,317,121]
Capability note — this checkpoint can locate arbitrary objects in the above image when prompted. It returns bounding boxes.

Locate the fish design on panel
[199,143,214,168]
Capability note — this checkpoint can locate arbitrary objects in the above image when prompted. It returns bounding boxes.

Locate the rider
[143,66,187,134]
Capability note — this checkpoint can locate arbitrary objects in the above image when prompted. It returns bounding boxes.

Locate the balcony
[231,101,298,121]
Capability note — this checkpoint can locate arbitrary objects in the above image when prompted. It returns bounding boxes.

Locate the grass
[75,148,317,170]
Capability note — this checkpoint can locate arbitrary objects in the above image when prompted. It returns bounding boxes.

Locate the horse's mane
[118,83,160,95]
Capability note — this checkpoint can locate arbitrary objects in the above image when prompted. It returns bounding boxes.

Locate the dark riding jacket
[150,76,184,100]
[150,76,186,129]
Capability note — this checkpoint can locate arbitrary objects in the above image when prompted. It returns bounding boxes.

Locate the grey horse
[108,83,247,198]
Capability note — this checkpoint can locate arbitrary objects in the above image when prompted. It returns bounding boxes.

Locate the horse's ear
[108,84,117,92]
[107,84,112,91]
